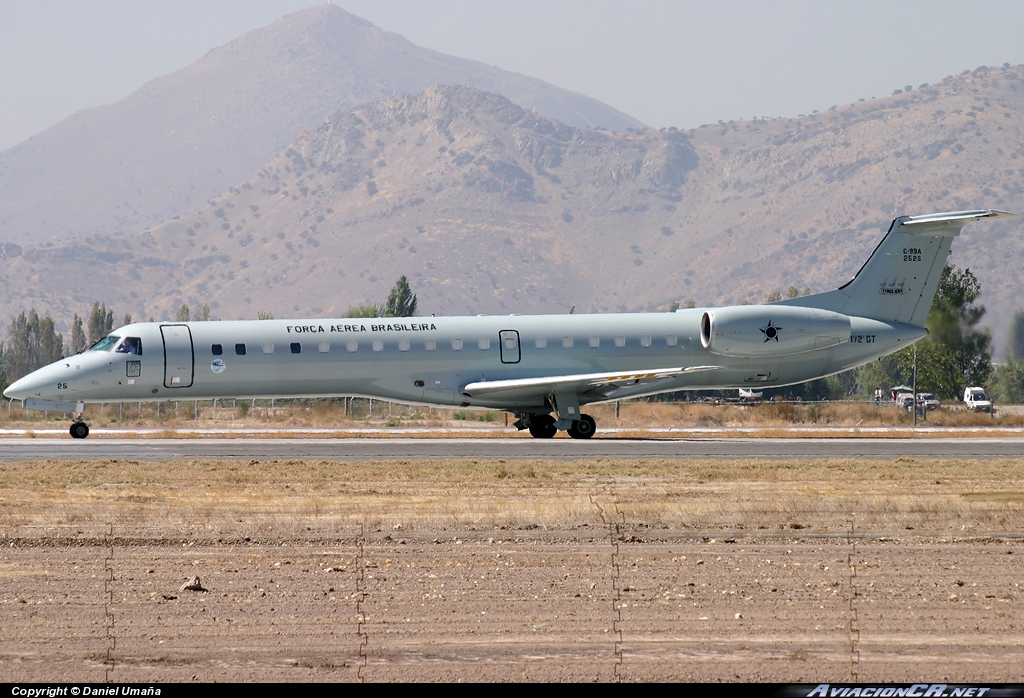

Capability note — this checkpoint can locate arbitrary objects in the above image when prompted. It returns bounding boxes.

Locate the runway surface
[2,435,1023,460]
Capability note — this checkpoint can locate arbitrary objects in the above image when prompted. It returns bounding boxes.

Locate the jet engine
[700,305,850,357]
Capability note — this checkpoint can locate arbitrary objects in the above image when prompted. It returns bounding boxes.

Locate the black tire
[70,422,89,439]
[567,414,596,439]
[528,414,557,439]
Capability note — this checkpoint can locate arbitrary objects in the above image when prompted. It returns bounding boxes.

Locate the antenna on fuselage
[568,306,575,315]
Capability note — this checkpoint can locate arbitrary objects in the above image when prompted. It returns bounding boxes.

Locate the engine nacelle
[700,305,851,357]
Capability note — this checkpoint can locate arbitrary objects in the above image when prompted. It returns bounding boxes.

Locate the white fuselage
[5,309,924,412]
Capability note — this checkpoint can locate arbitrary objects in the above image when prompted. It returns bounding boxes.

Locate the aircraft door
[160,324,194,388]
[499,330,521,364]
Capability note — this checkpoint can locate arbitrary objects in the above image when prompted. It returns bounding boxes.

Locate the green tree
[892,264,992,400]
[87,302,114,344]
[383,276,417,317]
[4,309,64,383]
[989,360,1024,403]
[1006,310,1024,360]
[855,354,907,398]
[70,314,86,354]
[991,309,1024,402]
[175,304,190,322]
[344,304,383,318]
[0,344,7,394]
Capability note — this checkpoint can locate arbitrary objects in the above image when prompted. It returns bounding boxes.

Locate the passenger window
[452,339,463,351]
[291,342,301,354]
[235,343,246,356]
[504,337,517,350]
[535,338,547,349]
[562,337,573,348]
[640,335,652,347]
[478,338,490,350]
[262,342,274,354]
[399,339,411,352]
[372,340,384,352]
[588,336,600,348]
[666,335,678,347]
[212,344,223,356]
[614,335,626,348]
[318,341,330,353]
[346,340,358,353]
[115,337,143,355]
[425,339,437,351]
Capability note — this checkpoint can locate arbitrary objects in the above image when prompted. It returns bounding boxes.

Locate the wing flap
[461,365,721,401]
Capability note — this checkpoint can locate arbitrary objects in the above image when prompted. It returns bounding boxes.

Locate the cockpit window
[88,335,121,352]
[115,337,143,355]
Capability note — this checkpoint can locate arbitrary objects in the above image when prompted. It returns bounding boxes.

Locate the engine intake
[700,305,850,357]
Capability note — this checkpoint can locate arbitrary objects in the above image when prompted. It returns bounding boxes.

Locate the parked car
[916,392,941,410]
[895,392,916,410]
[963,387,993,413]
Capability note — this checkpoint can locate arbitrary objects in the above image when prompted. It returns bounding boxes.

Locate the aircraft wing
[461,365,721,401]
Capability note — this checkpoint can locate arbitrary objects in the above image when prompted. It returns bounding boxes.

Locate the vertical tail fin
[777,210,1015,326]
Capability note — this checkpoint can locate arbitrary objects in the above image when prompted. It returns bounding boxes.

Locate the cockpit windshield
[88,335,121,352]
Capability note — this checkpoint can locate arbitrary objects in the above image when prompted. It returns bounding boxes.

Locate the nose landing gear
[70,420,90,439]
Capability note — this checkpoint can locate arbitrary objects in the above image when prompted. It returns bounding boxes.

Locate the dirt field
[1,456,1022,682]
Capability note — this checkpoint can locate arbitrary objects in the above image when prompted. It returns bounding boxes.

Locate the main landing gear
[567,414,596,439]
[528,414,557,439]
[70,419,90,439]
[522,413,596,439]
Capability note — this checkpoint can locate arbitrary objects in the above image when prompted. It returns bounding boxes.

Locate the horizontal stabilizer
[462,365,720,401]
[901,209,1015,231]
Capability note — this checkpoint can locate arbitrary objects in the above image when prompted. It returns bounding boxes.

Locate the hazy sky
[3,0,1024,151]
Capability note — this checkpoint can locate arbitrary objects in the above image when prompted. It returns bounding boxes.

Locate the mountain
[0,5,643,247]
[2,66,1024,352]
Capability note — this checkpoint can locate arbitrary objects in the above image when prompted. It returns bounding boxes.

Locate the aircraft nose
[4,375,36,400]
[3,364,63,400]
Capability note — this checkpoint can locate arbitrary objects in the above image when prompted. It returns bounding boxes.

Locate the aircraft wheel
[528,414,557,439]
[568,414,596,439]
[70,422,90,439]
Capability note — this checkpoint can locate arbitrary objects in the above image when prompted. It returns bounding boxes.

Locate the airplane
[3,209,1013,439]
